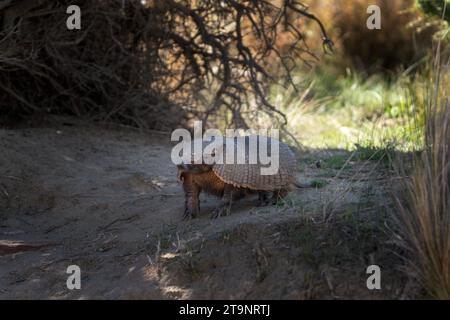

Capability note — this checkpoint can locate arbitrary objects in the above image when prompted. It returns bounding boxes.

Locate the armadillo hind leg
[272,189,289,205]
[257,191,271,206]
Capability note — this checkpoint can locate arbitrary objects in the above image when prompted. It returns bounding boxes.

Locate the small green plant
[310,179,328,189]
[323,155,348,170]
[354,142,396,168]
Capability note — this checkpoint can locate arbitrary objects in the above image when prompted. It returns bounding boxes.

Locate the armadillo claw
[210,206,228,219]
[183,207,197,220]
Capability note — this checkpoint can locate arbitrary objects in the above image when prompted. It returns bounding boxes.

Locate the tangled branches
[0,0,331,129]
[153,0,332,128]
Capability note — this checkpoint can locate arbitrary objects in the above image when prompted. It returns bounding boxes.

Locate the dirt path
[0,118,409,299]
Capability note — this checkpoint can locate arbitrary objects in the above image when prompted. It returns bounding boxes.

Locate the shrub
[304,0,438,72]
[418,0,450,23]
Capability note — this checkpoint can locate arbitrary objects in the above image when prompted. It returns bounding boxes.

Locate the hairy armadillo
[177,135,298,219]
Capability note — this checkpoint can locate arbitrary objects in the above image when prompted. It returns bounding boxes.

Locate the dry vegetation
[0,0,332,129]
[395,56,450,299]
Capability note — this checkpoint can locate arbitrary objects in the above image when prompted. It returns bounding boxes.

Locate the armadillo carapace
[177,135,297,219]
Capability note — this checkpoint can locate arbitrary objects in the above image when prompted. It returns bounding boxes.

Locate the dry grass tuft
[395,52,450,299]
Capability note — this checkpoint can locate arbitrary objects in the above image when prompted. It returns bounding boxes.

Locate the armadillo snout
[178,163,212,174]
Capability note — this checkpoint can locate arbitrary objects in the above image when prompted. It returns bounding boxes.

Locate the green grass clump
[310,179,328,189]
[354,142,397,168]
[275,67,425,151]
[322,155,348,170]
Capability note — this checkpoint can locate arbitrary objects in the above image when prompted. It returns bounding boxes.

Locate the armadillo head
[177,160,213,182]
[177,163,212,174]
[176,137,218,180]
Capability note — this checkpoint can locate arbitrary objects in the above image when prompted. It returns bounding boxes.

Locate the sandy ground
[0,117,411,299]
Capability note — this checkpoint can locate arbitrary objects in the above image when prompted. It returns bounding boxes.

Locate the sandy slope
[0,117,408,299]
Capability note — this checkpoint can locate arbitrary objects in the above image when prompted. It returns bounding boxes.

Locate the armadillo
[177,135,298,219]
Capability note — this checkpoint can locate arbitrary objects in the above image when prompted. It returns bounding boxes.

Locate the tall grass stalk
[395,43,450,299]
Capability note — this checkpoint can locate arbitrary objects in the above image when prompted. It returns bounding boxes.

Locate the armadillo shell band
[212,136,297,191]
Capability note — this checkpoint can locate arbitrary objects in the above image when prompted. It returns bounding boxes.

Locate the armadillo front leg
[182,175,201,220]
[257,191,271,206]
